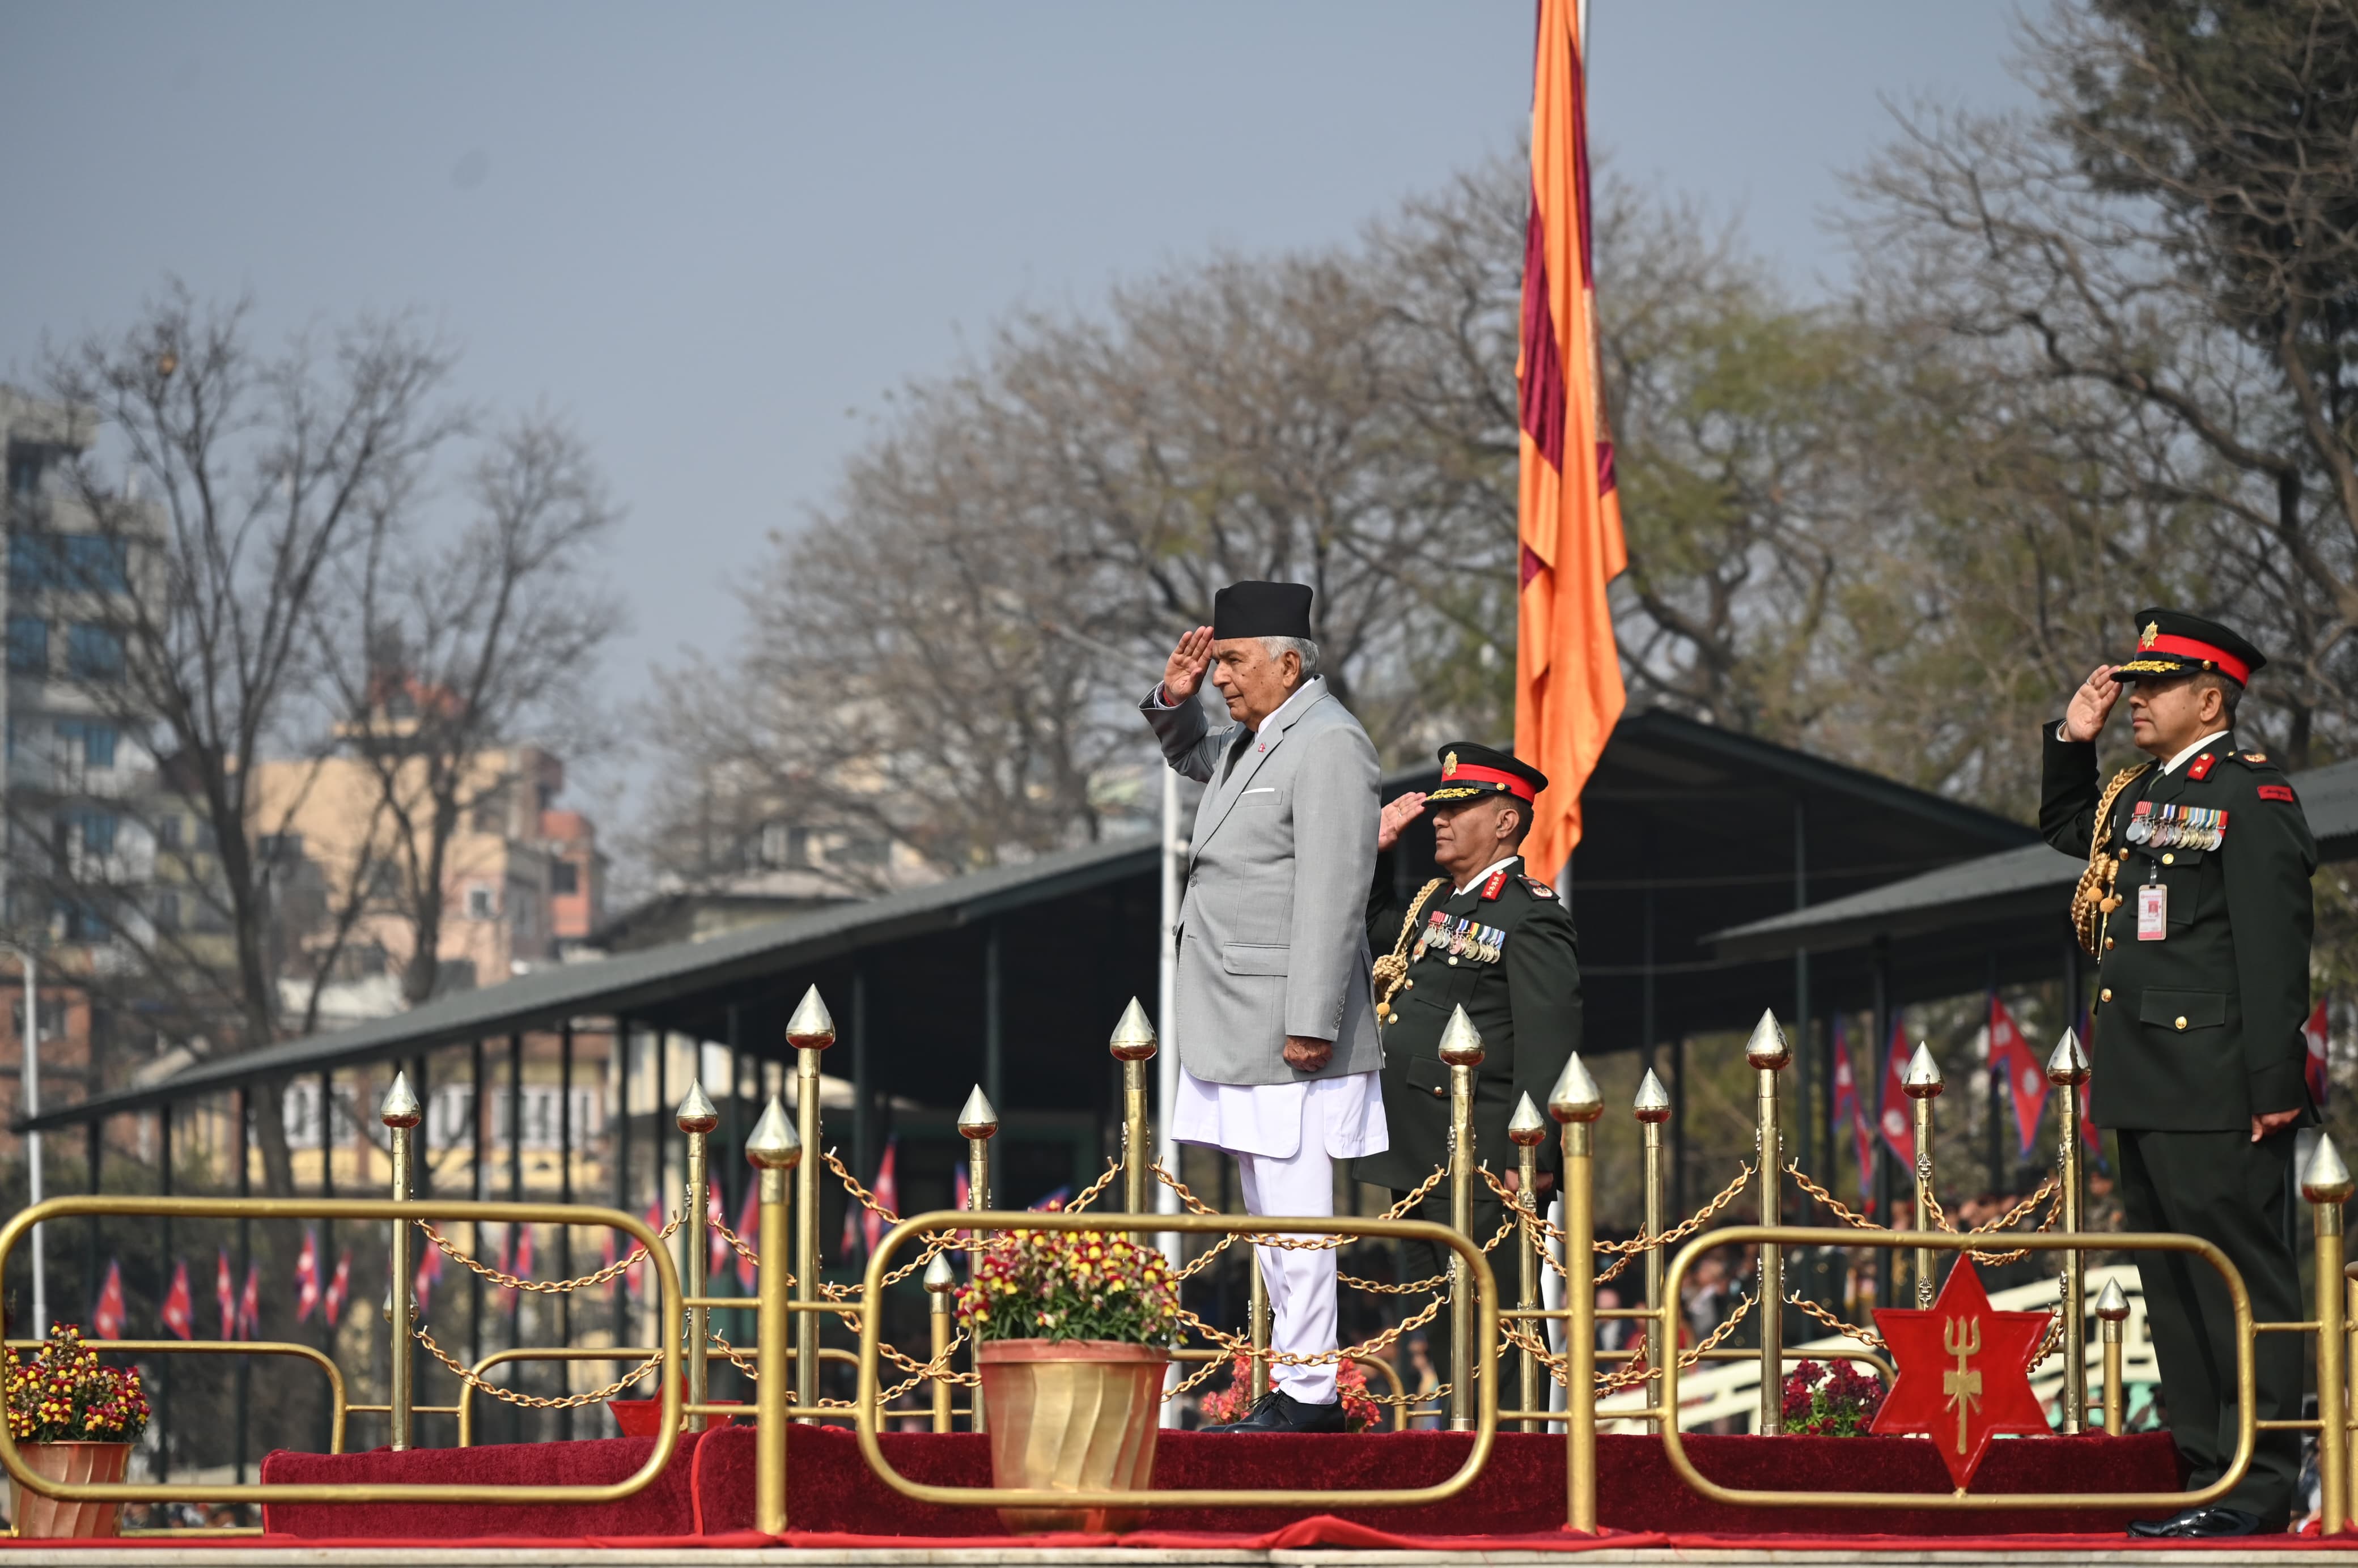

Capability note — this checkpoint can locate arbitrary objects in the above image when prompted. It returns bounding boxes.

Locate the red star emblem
[1870,1257,2051,1490]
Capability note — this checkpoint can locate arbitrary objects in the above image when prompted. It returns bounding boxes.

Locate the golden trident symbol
[1943,1316,1983,1454]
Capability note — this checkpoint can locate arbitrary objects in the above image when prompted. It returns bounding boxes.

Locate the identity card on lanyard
[2136,879,2168,941]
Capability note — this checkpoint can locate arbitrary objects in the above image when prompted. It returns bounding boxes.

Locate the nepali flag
[1877,1019,1915,1169]
[735,1184,760,1291]
[2306,1000,2331,1111]
[236,1263,260,1340]
[323,1250,351,1328]
[708,1187,731,1280]
[1988,996,2048,1159]
[294,1227,321,1324]
[1831,1016,1873,1206]
[92,1260,125,1341]
[215,1248,235,1341]
[160,1259,193,1341]
[863,1139,900,1260]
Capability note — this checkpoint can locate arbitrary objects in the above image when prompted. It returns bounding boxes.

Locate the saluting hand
[2063,664,2123,743]
[1163,626,1214,702]
[1377,792,1428,852]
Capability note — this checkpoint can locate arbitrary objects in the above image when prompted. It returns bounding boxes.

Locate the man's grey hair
[1261,635,1321,683]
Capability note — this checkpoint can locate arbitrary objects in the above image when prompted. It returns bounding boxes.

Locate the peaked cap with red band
[1426,740,1549,805]
[2113,607,2266,687]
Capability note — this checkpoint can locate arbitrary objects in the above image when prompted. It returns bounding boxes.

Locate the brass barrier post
[1508,1092,1546,1433]
[1549,1053,1602,1532]
[2047,1028,2090,1433]
[1440,1005,1485,1431]
[2346,1258,2358,1517]
[380,1073,421,1451]
[745,1093,800,1536]
[2094,1278,2128,1436]
[957,1085,996,1433]
[785,987,835,1418]
[678,1081,718,1433]
[1744,1009,1788,1434]
[2304,1134,2353,1536]
[924,1253,957,1433]
[1903,1044,1943,1307]
[1634,1069,1670,1433]
[1248,1263,1271,1401]
[1110,998,1156,1230]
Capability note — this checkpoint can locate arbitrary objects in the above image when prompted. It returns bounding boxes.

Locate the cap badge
[1442,751,1458,779]
[2140,621,2160,650]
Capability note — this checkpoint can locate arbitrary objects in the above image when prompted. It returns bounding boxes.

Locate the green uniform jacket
[1355,855,1583,1191]
[2039,725,2316,1131]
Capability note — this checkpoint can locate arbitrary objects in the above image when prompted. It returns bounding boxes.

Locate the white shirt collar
[2161,729,2232,776]
[1456,854,1522,898]
[1250,676,1322,734]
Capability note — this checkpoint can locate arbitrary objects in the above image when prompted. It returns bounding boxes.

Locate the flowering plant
[1198,1353,1379,1431]
[5,1324,150,1444]
[954,1227,1180,1344]
[1779,1357,1884,1436]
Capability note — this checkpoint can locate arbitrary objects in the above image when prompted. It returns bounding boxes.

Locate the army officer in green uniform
[2044,609,2315,1539]
[1360,742,1582,1389]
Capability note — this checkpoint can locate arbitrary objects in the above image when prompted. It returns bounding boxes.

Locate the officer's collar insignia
[1481,869,1508,901]
[2187,751,2217,780]
[2140,621,2160,650]
[1442,751,1458,779]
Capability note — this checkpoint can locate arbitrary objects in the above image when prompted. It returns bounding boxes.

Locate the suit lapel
[1192,679,1328,857]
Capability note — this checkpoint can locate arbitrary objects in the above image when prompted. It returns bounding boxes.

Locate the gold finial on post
[955,1083,996,1432]
[924,1253,959,1434]
[2305,1133,2353,1535]
[1548,1053,1602,1533]
[1633,1068,1671,1433]
[1439,1006,1484,1432]
[1742,1009,1789,1433]
[677,1080,719,1431]
[380,1072,420,1451]
[1508,1091,1548,1433]
[783,987,833,1420]
[2046,1028,2092,1433]
[1109,998,1157,1225]
[2093,1278,2130,1437]
[1903,1044,1944,1307]
[745,1094,801,1533]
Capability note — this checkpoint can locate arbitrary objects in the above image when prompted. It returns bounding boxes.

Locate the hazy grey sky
[0,2,2035,824]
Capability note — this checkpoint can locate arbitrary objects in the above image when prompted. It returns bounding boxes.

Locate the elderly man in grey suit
[1141,580,1387,1434]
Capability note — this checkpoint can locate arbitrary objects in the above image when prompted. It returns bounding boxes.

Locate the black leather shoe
[2127,1506,2266,1538]
[1202,1389,1346,1433]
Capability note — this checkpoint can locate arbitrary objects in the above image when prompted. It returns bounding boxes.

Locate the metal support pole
[1903,1044,1944,1307]
[470,1037,486,1369]
[381,1072,422,1451]
[1744,1009,1788,1433]
[678,1080,718,1433]
[1509,1094,1546,1433]
[2094,1278,2128,1436]
[613,1019,631,1348]
[319,1069,338,1456]
[925,1253,957,1433]
[958,1085,996,1434]
[745,1095,799,1536]
[1109,999,1155,1229]
[1248,1263,1271,1402]
[558,1023,574,1439]
[786,987,834,1419]
[2048,1029,2090,1434]
[1634,1070,1670,1433]
[2304,1136,2353,1535]
[1440,1006,1484,1432]
[1550,1054,1602,1533]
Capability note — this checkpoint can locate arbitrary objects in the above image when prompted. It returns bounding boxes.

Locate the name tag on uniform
[2136,882,2168,941]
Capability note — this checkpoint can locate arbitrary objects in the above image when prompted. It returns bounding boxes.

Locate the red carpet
[255,1425,2189,1542]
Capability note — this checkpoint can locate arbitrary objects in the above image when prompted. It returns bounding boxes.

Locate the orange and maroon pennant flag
[1516,0,1627,876]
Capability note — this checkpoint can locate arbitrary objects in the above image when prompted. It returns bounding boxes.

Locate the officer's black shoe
[2126,1506,2266,1537]
[1201,1389,1346,1434]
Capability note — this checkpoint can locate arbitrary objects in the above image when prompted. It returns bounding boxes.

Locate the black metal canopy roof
[27,708,2040,1132]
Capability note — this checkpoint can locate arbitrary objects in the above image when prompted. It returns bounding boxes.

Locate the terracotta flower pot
[8,1441,130,1539]
[976,1338,1168,1535]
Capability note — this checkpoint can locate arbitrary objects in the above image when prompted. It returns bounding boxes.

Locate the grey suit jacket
[1141,676,1382,1087]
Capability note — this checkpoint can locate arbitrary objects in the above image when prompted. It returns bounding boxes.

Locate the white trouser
[1235,1132,1338,1406]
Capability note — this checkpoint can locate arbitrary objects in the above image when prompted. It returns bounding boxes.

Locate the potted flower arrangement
[5,1324,150,1539]
[955,1226,1178,1533]
[1199,1353,1382,1431]
[1780,1358,1884,1436]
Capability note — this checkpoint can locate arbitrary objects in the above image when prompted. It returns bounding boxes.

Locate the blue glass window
[74,809,118,857]
[62,537,129,593]
[8,616,46,674]
[66,624,124,681]
[53,720,118,768]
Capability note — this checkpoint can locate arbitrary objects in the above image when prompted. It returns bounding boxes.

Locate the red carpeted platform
[257,1425,2190,1542]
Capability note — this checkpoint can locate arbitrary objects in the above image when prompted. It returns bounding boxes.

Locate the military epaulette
[1479,870,1510,901]
[2224,749,2279,769]
[1519,874,1556,899]
[2186,751,2219,780]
